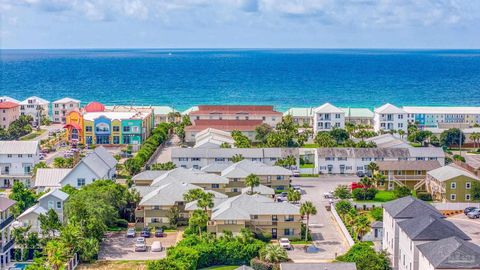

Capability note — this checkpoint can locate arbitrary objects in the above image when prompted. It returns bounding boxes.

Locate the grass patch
[409,142,423,147]
[302,144,319,148]
[107,226,126,232]
[299,174,319,177]
[77,261,147,270]
[300,164,314,168]
[201,266,240,270]
[354,190,396,203]
[20,129,46,141]
[291,240,312,245]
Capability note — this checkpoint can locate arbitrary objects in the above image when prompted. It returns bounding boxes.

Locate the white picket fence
[331,202,355,247]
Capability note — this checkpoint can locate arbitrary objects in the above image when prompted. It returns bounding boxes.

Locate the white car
[135,237,147,252]
[151,241,163,252]
[279,238,293,250]
[126,228,136,238]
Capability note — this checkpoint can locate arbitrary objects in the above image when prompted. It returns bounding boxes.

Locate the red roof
[185,119,263,132]
[84,102,105,112]
[190,105,282,116]
[0,101,19,109]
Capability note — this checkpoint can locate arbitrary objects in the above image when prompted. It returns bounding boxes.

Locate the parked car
[324,192,335,199]
[151,241,163,252]
[292,170,300,177]
[155,228,164,237]
[141,227,151,238]
[279,238,293,250]
[464,207,478,215]
[356,171,365,177]
[467,209,480,219]
[277,192,288,202]
[135,237,147,252]
[292,185,302,193]
[126,228,136,238]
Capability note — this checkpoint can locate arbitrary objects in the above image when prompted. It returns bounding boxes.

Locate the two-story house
[0,197,16,269]
[16,189,69,234]
[0,102,20,129]
[52,97,80,124]
[313,103,345,133]
[34,146,117,191]
[19,96,49,127]
[374,103,408,133]
[425,164,480,202]
[0,141,40,188]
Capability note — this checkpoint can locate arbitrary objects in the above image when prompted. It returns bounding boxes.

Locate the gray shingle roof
[201,162,233,174]
[0,141,39,155]
[383,196,443,219]
[38,189,69,201]
[398,215,470,241]
[221,160,292,178]
[132,170,168,181]
[280,263,357,270]
[417,236,480,269]
[151,168,229,186]
[139,182,227,206]
[241,184,275,195]
[78,146,117,178]
[0,197,16,211]
[211,194,299,220]
[428,164,479,182]
[172,147,298,159]
[376,160,441,171]
[371,221,383,228]
[316,147,444,159]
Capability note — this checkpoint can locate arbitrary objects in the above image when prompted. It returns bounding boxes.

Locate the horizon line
[1,47,480,51]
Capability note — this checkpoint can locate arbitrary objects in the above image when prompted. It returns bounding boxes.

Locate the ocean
[1,49,480,111]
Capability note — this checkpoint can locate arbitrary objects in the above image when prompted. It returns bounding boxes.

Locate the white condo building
[374,103,408,132]
[52,97,80,124]
[0,141,41,188]
[313,103,345,133]
[403,106,480,129]
[19,96,49,127]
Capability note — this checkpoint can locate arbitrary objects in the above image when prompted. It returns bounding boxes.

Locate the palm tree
[287,188,301,203]
[231,154,245,163]
[367,162,379,175]
[189,210,208,237]
[33,161,48,176]
[45,240,68,270]
[373,173,386,187]
[245,174,260,194]
[470,132,480,149]
[183,188,205,202]
[354,214,371,240]
[398,129,406,139]
[359,176,373,200]
[300,201,317,241]
[260,244,289,263]
[197,192,214,212]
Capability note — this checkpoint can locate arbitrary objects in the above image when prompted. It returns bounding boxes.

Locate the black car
[155,228,164,237]
[140,227,151,238]
[356,171,365,177]
[464,207,477,215]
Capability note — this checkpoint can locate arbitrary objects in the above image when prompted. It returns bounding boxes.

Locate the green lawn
[299,174,319,177]
[300,164,314,168]
[20,129,46,141]
[302,144,319,148]
[355,190,396,203]
[291,240,312,245]
[201,266,239,270]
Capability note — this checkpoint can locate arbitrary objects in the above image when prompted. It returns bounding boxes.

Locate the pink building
[0,101,20,129]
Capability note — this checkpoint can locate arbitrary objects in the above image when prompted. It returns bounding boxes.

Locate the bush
[353,188,378,200]
[393,186,411,199]
[114,218,129,228]
[250,258,275,270]
[166,246,200,270]
[370,208,383,221]
[255,232,272,243]
[334,185,351,199]
[416,192,432,201]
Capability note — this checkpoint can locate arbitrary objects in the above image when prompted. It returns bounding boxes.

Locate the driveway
[148,135,180,165]
[288,175,357,261]
[99,231,178,260]
[447,214,480,245]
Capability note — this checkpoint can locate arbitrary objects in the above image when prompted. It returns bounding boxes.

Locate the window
[225,220,237,225]
[465,194,471,201]
[276,176,284,180]
[132,126,139,133]
[284,228,294,236]
[48,201,54,209]
[335,114,341,119]
[85,126,92,132]
[272,215,278,221]
[466,182,471,189]
[191,157,200,161]
[123,126,130,132]
[451,182,457,189]
[252,215,258,219]
[262,116,266,120]
[212,184,219,189]
[325,157,334,161]
[18,154,23,158]
[113,136,120,144]
[285,215,294,222]
[7,154,12,158]
[450,194,456,201]
[178,157,188,161]
[77,178,86,187]
[28,154,32,158]
[153,205,160,210]
[338,157,347,161]
[398,114,404,119]
[113,126,120,132]
[57,201,62,209]
[270,158,277,161]
[398,123,403,128]
[215,158,225,162]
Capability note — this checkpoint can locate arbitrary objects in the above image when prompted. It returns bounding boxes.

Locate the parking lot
[98,230,179,260]
[448,213,480,245]
[288,175,358,261]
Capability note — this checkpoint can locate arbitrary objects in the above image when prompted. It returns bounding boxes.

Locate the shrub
[353,188,377,200]
[250,258,275,270]
[370,208,383,221]
[114,218,129,228]
[166,246,200,270]
[335,200,353,217]
[416,192,432,201]
[334,185,351,199]
[393,186,411,199]
[255,232,272,243]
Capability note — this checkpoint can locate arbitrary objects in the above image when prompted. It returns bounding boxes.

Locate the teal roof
[283,107,314,117]
[340,108,374,118]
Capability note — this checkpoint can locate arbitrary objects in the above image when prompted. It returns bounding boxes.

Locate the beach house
[0,141,41,188]
[373,103,408,133]
[19,96,49,127]
[0,101,20,129]
[312,103,345,133]
[52,97,80,124]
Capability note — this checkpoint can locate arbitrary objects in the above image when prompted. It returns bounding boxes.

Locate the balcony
[0,215,14,230]
[1,238,14,253]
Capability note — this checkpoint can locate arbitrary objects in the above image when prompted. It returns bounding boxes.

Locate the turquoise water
[1,49,480,111]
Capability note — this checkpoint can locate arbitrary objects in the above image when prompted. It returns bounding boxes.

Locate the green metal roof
[283,107,314,117]
[340,108,374,118]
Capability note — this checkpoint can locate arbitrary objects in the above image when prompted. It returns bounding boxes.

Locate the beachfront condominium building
[425,164,480,202]
[0,197,16,269]
[19,96,49,127]
[315,147,445,175]
[188,105,283,127]
[403,106,480,129]
[313,103,345,133]
[0,101,20,129]
[52,97,81,124]
[106,105,180,125]
[64,102,154,146]
[283,108,314,127]
[171,147,299,169]
[374,103,408,133]
[186,193,301,239]
[284,106,374,128]
[0,97,20,104]
[0,141,40,188]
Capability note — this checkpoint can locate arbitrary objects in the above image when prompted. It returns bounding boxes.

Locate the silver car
[467,209,480,219]
[135,237,147,252]
[126,228,136,238]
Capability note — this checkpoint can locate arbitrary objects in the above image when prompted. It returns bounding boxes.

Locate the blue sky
[1,0,480,49]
